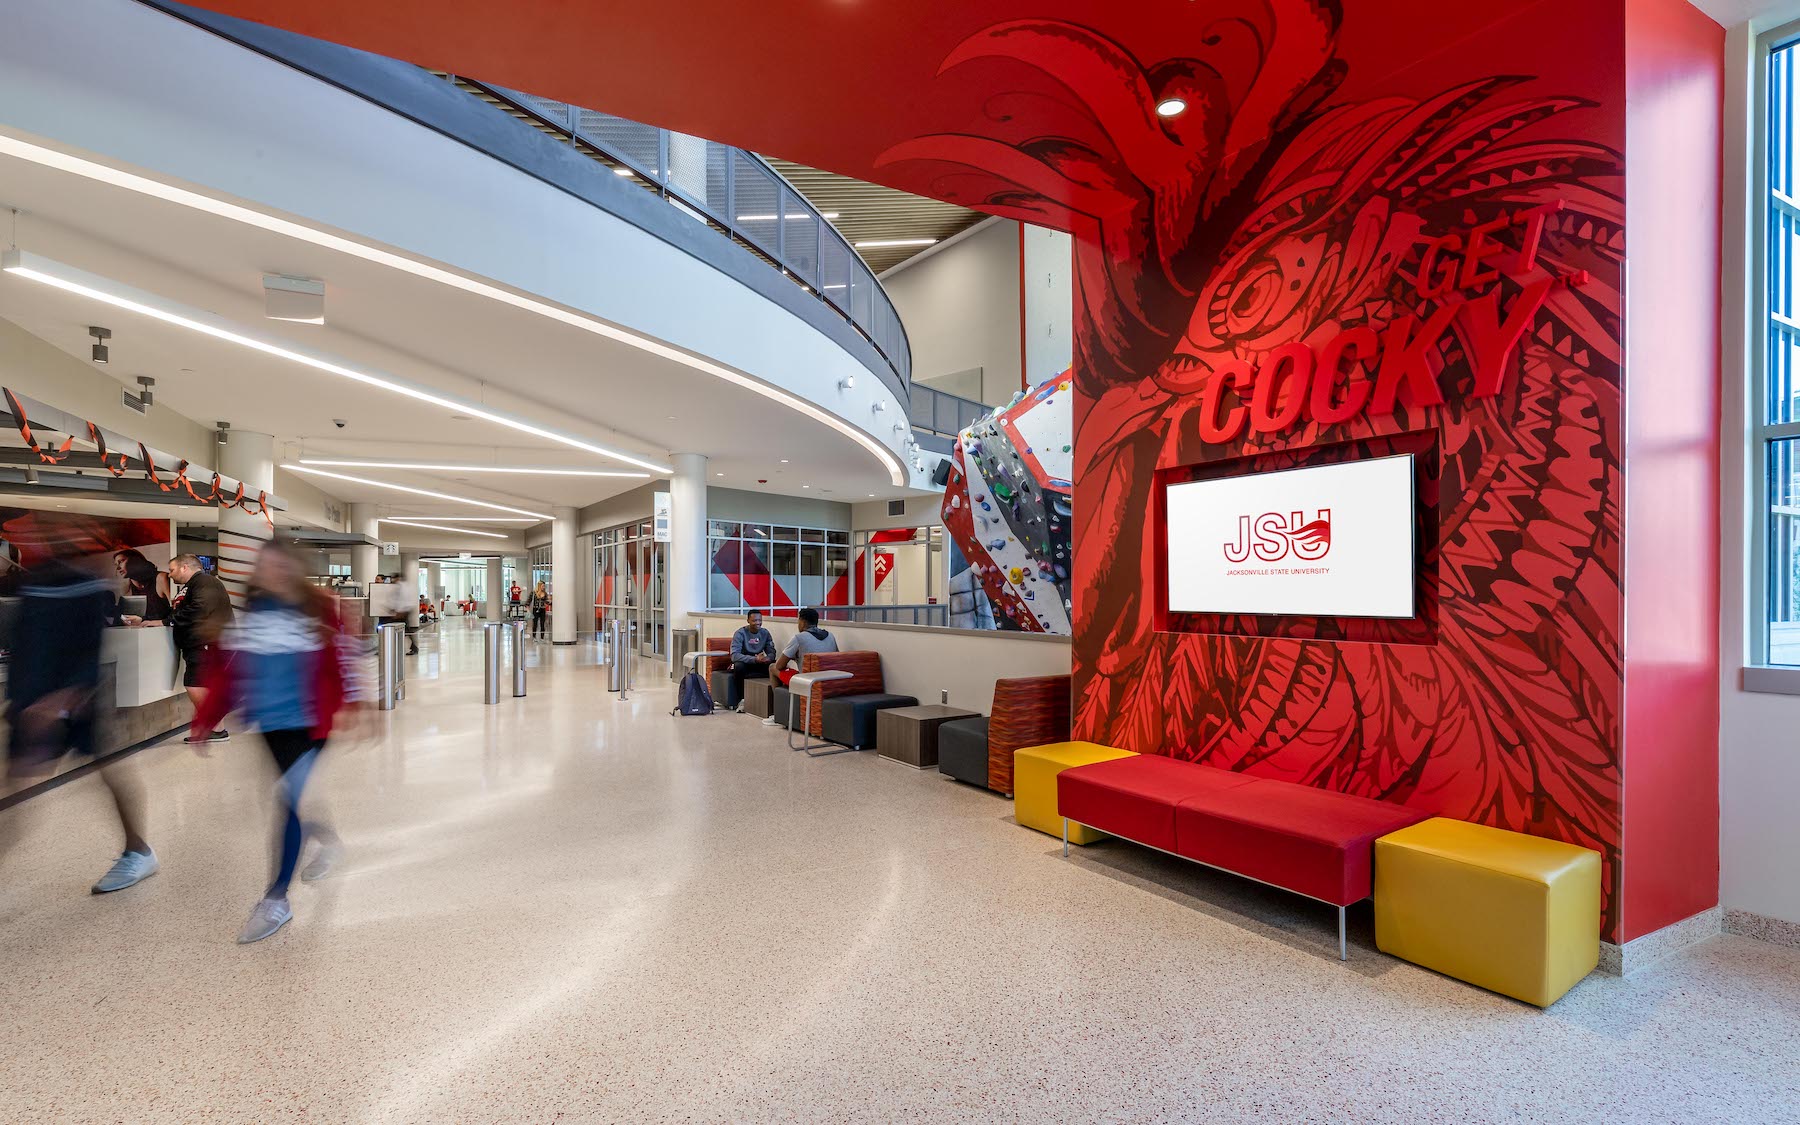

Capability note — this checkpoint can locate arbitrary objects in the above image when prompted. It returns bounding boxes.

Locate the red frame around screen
[1153,432,1439,646]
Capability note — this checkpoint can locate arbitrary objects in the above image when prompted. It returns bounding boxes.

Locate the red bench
[1056,755,1429,959]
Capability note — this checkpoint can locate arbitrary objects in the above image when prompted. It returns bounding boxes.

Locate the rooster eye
[1223,262,1283,334]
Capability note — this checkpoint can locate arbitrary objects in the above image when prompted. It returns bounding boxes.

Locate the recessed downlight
[1155,97,1187,118]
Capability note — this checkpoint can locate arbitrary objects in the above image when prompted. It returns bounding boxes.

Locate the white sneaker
[300,842,343,883]
[761,714,782,727]
[237,897,292,944]
[91,848,158,894]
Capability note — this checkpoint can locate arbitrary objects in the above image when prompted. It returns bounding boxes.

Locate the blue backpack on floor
[674,670,715,716]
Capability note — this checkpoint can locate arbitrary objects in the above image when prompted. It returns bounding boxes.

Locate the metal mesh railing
[910,383,989,440]
[467,79,912,388]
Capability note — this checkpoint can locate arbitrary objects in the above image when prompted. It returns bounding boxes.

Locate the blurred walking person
[5,544,159,893]
[190,538,366,944]
[166,554,233,746]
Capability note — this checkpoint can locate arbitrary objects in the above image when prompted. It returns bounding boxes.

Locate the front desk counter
[102,624,182,708]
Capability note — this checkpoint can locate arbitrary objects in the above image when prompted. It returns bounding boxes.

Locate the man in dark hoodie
[762,607,838,727]
[167,554,233,746]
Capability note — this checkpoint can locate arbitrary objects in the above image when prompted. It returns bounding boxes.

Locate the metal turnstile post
[510,620,527,697]
[483,622,504,704]
[607,619,625,693]
[377,622,404,710]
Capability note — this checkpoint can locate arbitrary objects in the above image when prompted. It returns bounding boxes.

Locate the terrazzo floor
[2,625,1797,1123]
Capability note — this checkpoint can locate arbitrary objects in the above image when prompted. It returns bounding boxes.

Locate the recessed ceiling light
[715,472,724,477]
[380,518,507,539]
[282,465,550,518]
[854,238,939,249]
[297,458,647,478]
[1156,97,1187,118]
[613,167,633,176]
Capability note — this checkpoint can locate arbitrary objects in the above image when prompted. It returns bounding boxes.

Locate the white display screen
[1165,454,1417,619]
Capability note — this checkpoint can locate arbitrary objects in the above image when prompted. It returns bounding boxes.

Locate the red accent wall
[1618,0,1724,942]
[178,0,1726,943]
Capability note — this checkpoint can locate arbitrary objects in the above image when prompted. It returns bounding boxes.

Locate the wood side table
[878,705,978,770]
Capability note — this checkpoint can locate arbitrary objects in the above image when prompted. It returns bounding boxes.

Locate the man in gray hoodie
[762,607,839,726]
[728,609,776,712]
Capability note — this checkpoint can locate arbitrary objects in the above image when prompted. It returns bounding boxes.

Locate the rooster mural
[881,4,1627,933]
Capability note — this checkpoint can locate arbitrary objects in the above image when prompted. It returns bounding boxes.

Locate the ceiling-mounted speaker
[930,460,952,487]
[264,273,326,323]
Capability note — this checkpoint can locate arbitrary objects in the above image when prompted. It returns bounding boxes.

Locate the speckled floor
[2,626,1796,1124]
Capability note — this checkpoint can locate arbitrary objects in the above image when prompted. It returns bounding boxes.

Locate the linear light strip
[299,457,645,477]
[0,134,908,485]
[380,518,507,538]
[281,465,549,518]
[1,250,669,474]
[386,515,537,523]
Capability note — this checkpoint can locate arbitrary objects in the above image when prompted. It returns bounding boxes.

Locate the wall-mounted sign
[381,540,399,556]
[653,491,672,543]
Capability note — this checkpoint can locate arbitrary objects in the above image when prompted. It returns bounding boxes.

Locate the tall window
[1763,36,1800,665]
[707,522,849,611]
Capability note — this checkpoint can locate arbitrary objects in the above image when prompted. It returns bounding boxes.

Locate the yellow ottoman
[1013,742,1136,844]
[1375,817,1601,1007]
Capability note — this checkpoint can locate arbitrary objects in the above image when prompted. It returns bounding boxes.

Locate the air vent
[887,499,906,517]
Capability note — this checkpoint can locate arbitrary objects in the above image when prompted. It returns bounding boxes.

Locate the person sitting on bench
[762,607,839,727]
[727,609,776,712]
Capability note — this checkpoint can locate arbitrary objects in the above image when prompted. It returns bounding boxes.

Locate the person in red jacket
[191,538,368,944]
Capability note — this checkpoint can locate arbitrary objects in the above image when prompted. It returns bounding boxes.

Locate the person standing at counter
[113,548,170,622]
[167,554,233,747]
[6,545,162,894]
[191,538,366,944]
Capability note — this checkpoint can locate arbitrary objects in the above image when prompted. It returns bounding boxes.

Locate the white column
[349,502,380,590]
[426,560,442,602]
[215,430,274,607]
[484,556,504,621]
[667,453,707,632]
[551,506,577,644]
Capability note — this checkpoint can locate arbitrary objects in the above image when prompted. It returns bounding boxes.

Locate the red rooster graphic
[879,3,1626,933]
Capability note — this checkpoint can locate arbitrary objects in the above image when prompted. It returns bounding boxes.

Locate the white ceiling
[0,145,916,549]
[1690,0,1800,26]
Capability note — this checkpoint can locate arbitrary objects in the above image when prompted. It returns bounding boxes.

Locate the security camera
[333,418,347,429]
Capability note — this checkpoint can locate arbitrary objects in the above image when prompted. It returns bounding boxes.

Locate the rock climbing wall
[940,372,1072,634]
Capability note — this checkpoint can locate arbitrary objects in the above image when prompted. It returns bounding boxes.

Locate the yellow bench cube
[1013,742,1135,844]
[1375,817,1601,1007]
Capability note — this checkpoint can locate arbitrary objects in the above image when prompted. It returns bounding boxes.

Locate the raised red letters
[1198,359,1253,443]
[1250,343,1313,433]
[1371,304,1459,415]
[1309,327,1377,424]
[1184,198,1584,445]
[1462,276,1556,398]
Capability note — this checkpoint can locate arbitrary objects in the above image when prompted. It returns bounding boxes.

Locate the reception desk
[101,624,182,707]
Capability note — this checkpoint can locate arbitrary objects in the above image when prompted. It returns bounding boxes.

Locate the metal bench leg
[1062,817,1069,857]
[1338,906,1347,961]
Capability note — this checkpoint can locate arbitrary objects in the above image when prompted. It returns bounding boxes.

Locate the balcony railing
[466,80,912,388]
[910,382,989,441]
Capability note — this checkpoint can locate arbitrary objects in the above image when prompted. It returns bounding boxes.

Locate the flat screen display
[1164,453,1417,619]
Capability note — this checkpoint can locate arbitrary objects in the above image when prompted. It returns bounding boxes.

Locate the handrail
[468,79,912,387]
